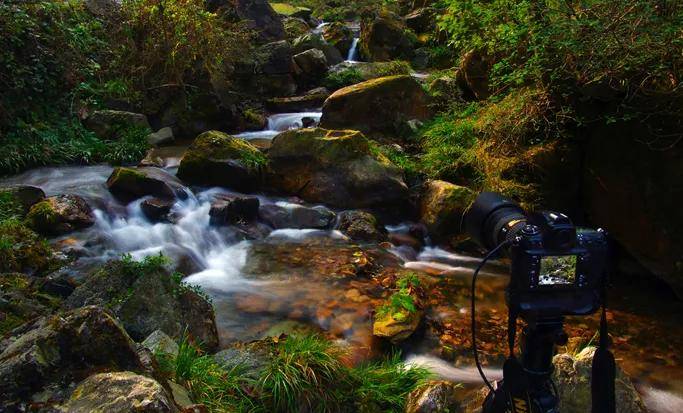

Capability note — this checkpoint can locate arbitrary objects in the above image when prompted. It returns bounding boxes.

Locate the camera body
[507,216,608,318]
[465,192,608,319]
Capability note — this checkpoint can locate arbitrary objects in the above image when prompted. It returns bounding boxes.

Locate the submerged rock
[320,75,431,137]
[83,110,150,140]
[335,210,387,242]
[65,260,219,351]
[141,197,175,222]
[0,306,145,406]
[107,167,188,203]
[266,128,410,210]
[419,180,474,241]
[209,194,260,225]
[259,203,336,229]
[26,194,95,235]
[176,130,266,192]
[62,371,177,413]
[406,380,462,413]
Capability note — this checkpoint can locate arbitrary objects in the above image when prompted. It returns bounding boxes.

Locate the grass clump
[0,219,54,274]
[0,191,24,222]
[156,332,431,412]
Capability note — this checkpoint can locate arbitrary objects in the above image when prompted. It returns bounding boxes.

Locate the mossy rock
[0,273,61,336]
[26,195,95,236]
[106,166,187,203]
[292,32,343,65]
[373,309,422,344]
[419,180,475,241]
[83,110,151,141]
[267,128,410,209]
[283,17,310,40]
[360,11,416,62]
[322,21,354,57]
[0,220,54,275]
[320,75,432,137]
[177,130,266,192]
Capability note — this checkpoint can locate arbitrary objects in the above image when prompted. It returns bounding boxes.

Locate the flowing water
[347,38,360,62]
[234,112,322,141]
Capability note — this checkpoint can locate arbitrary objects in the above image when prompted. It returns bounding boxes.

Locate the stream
[2,22,682,413]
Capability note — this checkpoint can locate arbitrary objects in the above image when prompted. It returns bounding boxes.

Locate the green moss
[181,131,267,172]
[26,199,59,231]
[271,128,381,165]
[270,2,310,16]
[0,219,54,274]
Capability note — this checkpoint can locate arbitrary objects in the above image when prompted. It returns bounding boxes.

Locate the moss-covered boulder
[26,194,95,236]
[293,48,329,79]
[0,220,54,275]
[65,260,219,351]
[320,75,432,137]
[324,61,413,90]
[322,22,354,57]
[266,128,410,209]
[62,372,177,413]
[177,131,266,192]
[0,273,61,336]
[292,33,344,65]
[360,12,416,62]
[0,306,145,407]
[373,309,422,344]
[419,180,474,241]
[235,0,285,41]
[107,167,188,203]
[83,110,151,140]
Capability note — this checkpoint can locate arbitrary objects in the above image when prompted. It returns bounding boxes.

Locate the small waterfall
[234,112,322,141]
[347,38,360,62]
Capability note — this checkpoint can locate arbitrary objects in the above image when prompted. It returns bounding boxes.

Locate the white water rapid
[234,112,322,141]
[347,38,360,62]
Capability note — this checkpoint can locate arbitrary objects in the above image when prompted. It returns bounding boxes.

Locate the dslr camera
[464,192,613,413]
[465,192,608,318]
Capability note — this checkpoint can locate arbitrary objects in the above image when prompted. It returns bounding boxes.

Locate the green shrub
[0,219,54,274]
[376,273,421,322]
[0,120,149,175]
[323,68,365,90]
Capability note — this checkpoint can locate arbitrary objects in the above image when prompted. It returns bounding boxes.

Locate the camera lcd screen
[539,255,577,286]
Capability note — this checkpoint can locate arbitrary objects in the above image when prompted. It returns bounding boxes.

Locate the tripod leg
[481,381,511,413]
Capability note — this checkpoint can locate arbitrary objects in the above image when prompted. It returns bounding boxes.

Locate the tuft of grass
[0,191,24,222]
[0,219,54,274]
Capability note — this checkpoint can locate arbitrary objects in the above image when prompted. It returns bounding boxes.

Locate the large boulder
[292,33,344,66]
[65,260,219,352]
[62,372,178,413]
[406,380,462,413]
[176,130,266,192]
[107,167,188,203]
[266,128,410,210]
[360,12,415,61]
[320,75,432,136]
[230,40,297,97]
[322,22,355,57]
[83,110,151,140]
[209,194,260,225]
[0,306,145,406]
[234,0,285,41]
[335,210,387,242]
[419,180,474,241]
[552,347,647,413]
[26,194,95,235]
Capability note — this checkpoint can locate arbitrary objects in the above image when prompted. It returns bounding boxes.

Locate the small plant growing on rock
[377,272,421,321]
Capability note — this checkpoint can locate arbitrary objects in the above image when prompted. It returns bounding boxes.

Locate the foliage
[290,0,400,21]
[0,191,24,222]
[0,219,54,274]
[155,332,432,412]
[376,273,421,322]
[438,0,683,127]
[323,68,365,90]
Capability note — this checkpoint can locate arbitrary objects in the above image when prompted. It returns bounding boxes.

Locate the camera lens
[464,192,527,250]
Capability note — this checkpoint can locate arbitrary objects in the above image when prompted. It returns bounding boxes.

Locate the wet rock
[141,197,175,222]
[283,17,310,40]
[0,273,59,336]
[335,210,387,242]
[83,110,151,140]
[293,48,329,79]
[176,130,266,192]
[373,309,422,344]
[405,7,436,34]
[301,117,317,128]
[107,167,188,203]
[209,195,260,225]
[0,306,145,405]
[292,33,344,65]
[26,194,95,235]
[234,0,285,41]
[36,271,77,298]
[322,22,354,57]
[142,330,179,358]
[406,380,462,413]
[419,180,474,241]
[267,128,410,209]
[552,347,647,413]
[148,126,175,146]
[62,371,177,413]
[360,12,415,61]
[65,261,219,352]
[259,203,336,229]
[266,91,330,112]
[320,75,432,137]
[213,342,269,380]
[457,50,493,100]
[0,185,45,213]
